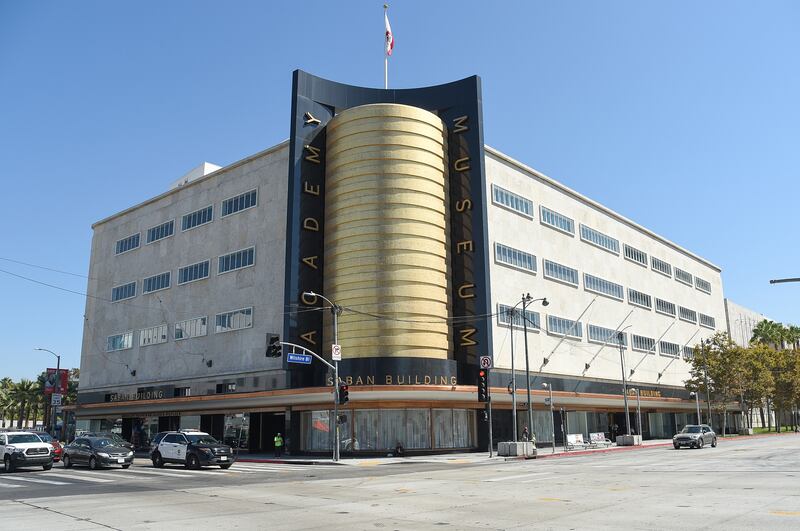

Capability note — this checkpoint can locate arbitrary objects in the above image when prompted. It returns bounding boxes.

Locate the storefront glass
[223,413,249,450]
[179,415,201,430]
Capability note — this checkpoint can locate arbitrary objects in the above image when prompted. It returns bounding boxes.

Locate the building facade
[75,72,732,453]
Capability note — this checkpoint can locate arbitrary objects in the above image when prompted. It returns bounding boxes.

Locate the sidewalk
[236,432,800,466]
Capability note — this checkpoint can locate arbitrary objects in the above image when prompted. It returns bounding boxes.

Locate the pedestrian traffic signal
[266,334,282,357]
[338,383,349,405]
[477,369,489,402]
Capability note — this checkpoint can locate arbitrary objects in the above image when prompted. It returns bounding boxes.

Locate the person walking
[274,432,284,458]
[522,426,530,442]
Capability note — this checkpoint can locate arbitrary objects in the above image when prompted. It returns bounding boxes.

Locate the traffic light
[338,383,349,405]
[477,369,489,402]
[266,335,282,357]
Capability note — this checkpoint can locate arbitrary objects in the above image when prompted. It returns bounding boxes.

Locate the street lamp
[521,293,548,443]
[35,348,60,437]
[617,331,631,437]
[542,382,555,454]
[689,391,701,425]
[701,338,713,428]
[302,291,343,462]
[629,387,642,445]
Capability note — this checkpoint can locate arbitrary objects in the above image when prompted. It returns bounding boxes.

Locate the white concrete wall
[724,299,768,347]
[485,148,726,389]
[80,144,289,394]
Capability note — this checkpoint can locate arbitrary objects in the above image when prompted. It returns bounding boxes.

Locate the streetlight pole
[521,293,549,444]
[35,348,60,437]
[542,382,555,454]
[701,338,713,427]
[690,391,701,425]
[617,332,631,437]
[303,291,342,462]
[508,307,518,442]
[631,387,642,444]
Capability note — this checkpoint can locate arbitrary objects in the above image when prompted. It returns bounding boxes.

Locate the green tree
[740,345,775,428]
[10,379,36,428]
[751,320,786,349]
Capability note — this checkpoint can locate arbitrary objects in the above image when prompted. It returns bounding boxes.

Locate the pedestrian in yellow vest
[274,433,284,458]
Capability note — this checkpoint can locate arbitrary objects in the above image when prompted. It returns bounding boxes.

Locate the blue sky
[1,1,798,380]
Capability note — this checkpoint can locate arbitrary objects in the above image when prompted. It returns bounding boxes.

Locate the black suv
[150,430,235,469]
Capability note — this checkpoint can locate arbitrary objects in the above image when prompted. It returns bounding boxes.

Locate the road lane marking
[122,468,189,478]
[2,476,71,486]
[57,471,115,483]
[0,482,22,488]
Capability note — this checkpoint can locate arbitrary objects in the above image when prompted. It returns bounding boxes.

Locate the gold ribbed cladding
[324,103,450,359]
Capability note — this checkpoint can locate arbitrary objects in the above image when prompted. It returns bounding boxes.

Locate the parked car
[33,432,63,462]
[83,432,135,451]
[150,430,234,469]
[62,436,134,469]
[0,431,54,472]
[673,424,717,449]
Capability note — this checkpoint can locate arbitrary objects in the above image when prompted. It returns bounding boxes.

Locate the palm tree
[785,325,800,350]
[10,379,36,428]
[751,320,786,349]
[0,389,15,427]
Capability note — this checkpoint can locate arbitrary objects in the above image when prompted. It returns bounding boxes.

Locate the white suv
[1,431,54,472]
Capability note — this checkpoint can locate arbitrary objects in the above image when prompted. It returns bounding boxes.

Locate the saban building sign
[283,70,492,388]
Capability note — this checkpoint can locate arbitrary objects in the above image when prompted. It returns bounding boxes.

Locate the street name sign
[287,353,312,364]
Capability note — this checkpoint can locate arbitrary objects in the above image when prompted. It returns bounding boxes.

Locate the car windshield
[187,435,218,445]
[92,438,115,447]
[8,434,41,444]
[37,433,53,442]
[681,426,702,433]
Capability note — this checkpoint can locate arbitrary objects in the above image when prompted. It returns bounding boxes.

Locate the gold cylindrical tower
[324,103,450,359]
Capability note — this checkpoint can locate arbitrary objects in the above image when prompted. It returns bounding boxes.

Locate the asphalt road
[1,434,799,530]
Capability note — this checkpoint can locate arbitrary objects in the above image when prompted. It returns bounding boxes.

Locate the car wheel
[63,455,72,468]
[673,443,680,450]
[220,464,232,469]
[122,464,131,469]
[89,457,98,470]
[711,437,717,448]
[4,456,15,473]
[152,452,164,468]
[697,438,704,449]
[42,462,53,471]
[186,454,200,470]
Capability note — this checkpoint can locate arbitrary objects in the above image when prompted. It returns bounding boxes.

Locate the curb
[237,458,342,465]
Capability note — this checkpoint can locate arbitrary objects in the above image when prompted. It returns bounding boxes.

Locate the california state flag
[385,12,394,56]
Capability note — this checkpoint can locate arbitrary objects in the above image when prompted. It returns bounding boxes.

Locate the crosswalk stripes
[55,470,115,483]
[484,472,551,483]
[0,482,22,488]
[2,475,71,486]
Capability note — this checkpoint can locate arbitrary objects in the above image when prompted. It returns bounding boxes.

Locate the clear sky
[1,1,798,380]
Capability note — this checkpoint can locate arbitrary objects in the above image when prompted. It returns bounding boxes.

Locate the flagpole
[384,4,389,89]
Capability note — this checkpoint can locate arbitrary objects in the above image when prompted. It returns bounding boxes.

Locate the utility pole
[521,293,549,442]
[36,348,60,438]
[617,332,631,436]
[508,306,518,442]
[702,338,713,427]
[543,382,555,453]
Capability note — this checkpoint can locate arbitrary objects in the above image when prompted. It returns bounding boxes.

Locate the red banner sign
[44,368,68,395]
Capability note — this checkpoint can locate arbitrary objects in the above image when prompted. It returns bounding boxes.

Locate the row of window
[496,303,698,358]
[106,307,254,352]
[493,242,717,329]
[490,184,713,295]
[113,189,259,256]
[110,247,255,302]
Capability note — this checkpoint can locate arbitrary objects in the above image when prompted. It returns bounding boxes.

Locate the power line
[0,257,92,279]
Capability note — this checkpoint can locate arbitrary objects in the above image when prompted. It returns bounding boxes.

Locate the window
[222,189,257,217]
[218,247,255,274]
[146,220,174,244]
[660,341,680,357]
[215,307,253,333]
[623,244,648,267]
[143,271,171,294]
[579,224,619,254]
[111,281,136,302]
[178,260,210,285]
[115,233,140,255]
[174,387,191,397]
[174,316,207,340]
[497,304,541,330]
[547,315,583,339]
[631,334,656,353]
[182,205,213,231]
[494,243,536,273]
[683,346,695,360]
[491,184,533,218]
[540,206,575,235]
[675,268,693,286]
[588,324,627,346]
[651,256,672,277]
[695,277,712,294]
[583,273,624,300]
[699,313,716,329]
[679,306,697,323]
[628,288,652,310]
[106,331,133,352]
[139,324,168,347]
[216,383,236,394]
[655,298,676,317]
[543,259,579,287]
